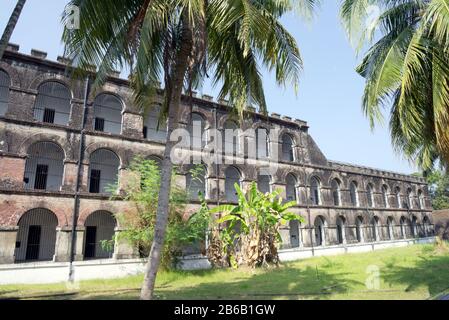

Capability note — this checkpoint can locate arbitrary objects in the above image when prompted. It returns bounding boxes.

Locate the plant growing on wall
[208,182,303,268]
[108,157,211,269]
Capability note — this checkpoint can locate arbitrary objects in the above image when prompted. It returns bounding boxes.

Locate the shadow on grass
[382,252,449,297]
[153,265,362,300]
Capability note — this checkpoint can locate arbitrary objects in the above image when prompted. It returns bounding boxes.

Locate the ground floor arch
[14,208,58,262]
[289,220,302,248]
[83,211,117,259]
[314,216,327,246]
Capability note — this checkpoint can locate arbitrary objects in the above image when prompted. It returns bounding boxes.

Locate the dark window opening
[34,164,48,190]
[95,117,105,132]
[43,108,55,124]
[25,225,41,260]
[89,169,101,193]
[143,126,148,139]
[84,226,97,258]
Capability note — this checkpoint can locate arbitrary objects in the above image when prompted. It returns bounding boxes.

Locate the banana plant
[209,182,304,268]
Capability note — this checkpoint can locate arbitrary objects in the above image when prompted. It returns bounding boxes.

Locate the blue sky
[0,0,418,174]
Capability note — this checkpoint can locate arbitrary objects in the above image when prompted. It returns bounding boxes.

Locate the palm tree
[62,0,318,300]
[0,0,27,60]
[340,0,449,170]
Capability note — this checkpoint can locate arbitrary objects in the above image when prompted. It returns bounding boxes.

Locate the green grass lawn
[1,243,448,300]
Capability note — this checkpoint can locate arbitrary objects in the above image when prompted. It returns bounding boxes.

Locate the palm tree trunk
[140,12,193,301]
[0,0,26,60]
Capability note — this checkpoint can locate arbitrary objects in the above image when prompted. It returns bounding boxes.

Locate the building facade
[0,45,435,265]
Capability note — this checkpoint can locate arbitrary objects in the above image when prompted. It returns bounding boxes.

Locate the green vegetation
[426,169,449,210]
[62,0,318,299]
[109,158,210,269]
[340,0,449,170]
[207,182,302,268]
[1,244,448,300]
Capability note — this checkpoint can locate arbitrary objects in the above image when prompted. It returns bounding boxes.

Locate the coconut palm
[0,0,27,60]
[62,0,319,300]
[340,0,449,170]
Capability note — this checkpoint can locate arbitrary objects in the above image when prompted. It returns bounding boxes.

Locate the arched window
[33,82,71,125]
[190,113,206,149]
[387,217,394,240]
[15,208,58,262]
[411,215,418,237]
[336,216,346,244]
[350,181,359,207]
[93,93,123,134]
[289,220,301,248]
[84,211,116,259]
[143,106,167,142]
[423,216,431,237]
[310,177,321,205]
[225,166,241,203]
[281,134,295,162]
[257,173,271,194]
[395,187,402,209]
[400,216,407,238]
[256,128,270,159]
[223,120,239,156]
[24,142,65,191]
[382,185,389,208]
[371,216,380,241]
[88,149,120,194]
[407,188,414,209]
[187,165,207,200]
[314,216,326,246]
[286,173,297,202]
[367,183,375,208]
[331,179,341,206]
[0,69,10,116]
[356,216,364,243]
[418,190,425,209]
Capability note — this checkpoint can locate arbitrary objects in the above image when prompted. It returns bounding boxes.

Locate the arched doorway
[84,211,116,259]
[356,216,364,243]
[336,216,346,245]
[225,166,241,203]
[314,216,326,246]
[289,220,301,248]
[15,208,58,262]
[387,217,395,240]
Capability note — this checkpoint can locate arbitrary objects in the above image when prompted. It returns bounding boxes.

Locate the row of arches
[291,215,433,248]
[15,208,116,262]
[14,207,433,263]
[21,140,427,210]
[309,177,426,209]
[1,70,298,160]
[24,141,119,194]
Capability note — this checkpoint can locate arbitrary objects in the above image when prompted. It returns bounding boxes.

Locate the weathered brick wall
[0,48,433,237]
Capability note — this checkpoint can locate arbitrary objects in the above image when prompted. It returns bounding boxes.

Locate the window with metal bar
[144,106,167,142]
[95,117,105,132]
[93,94,123,134]
[24,142,64,191]
[43,108,55,124]
[88,149,120,194]
[89,169,101,193]
[0,70,10,116]
[33,81,71,125]
[34,164,48,190]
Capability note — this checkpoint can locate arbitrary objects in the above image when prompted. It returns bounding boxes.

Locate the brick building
[0,45,435,265]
